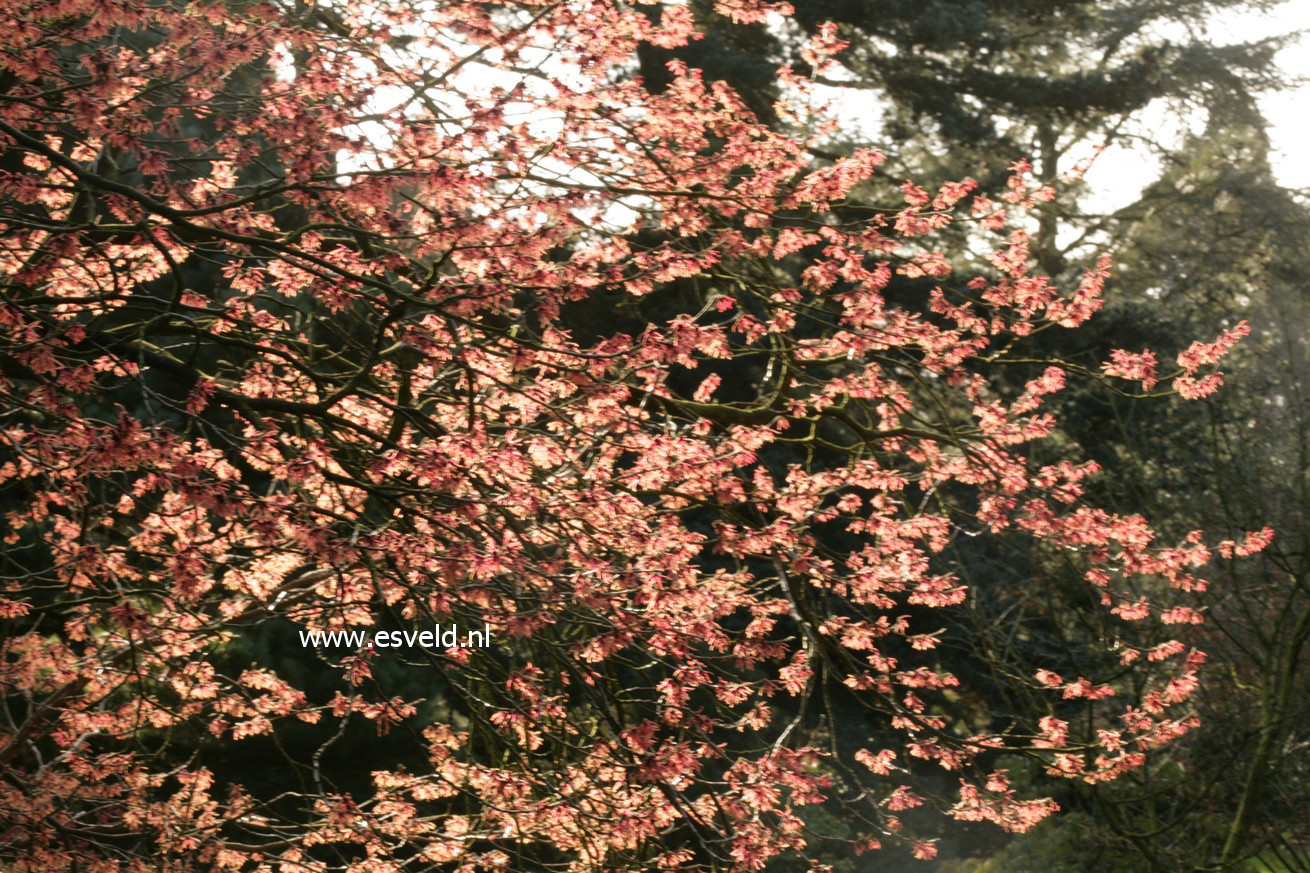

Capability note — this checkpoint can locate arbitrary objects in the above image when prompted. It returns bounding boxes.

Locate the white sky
[1233,0,1310,188]
[331,1,1308,217]
[1083,0,1310,204]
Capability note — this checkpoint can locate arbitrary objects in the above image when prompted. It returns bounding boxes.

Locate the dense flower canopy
[0,0,1267,870]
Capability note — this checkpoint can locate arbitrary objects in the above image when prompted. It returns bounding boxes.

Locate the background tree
[1059,118,1310,873]
[635,2,1310,869]
[639,0,1290,260]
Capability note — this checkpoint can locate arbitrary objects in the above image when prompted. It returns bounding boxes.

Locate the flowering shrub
[0,0,1265,870]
